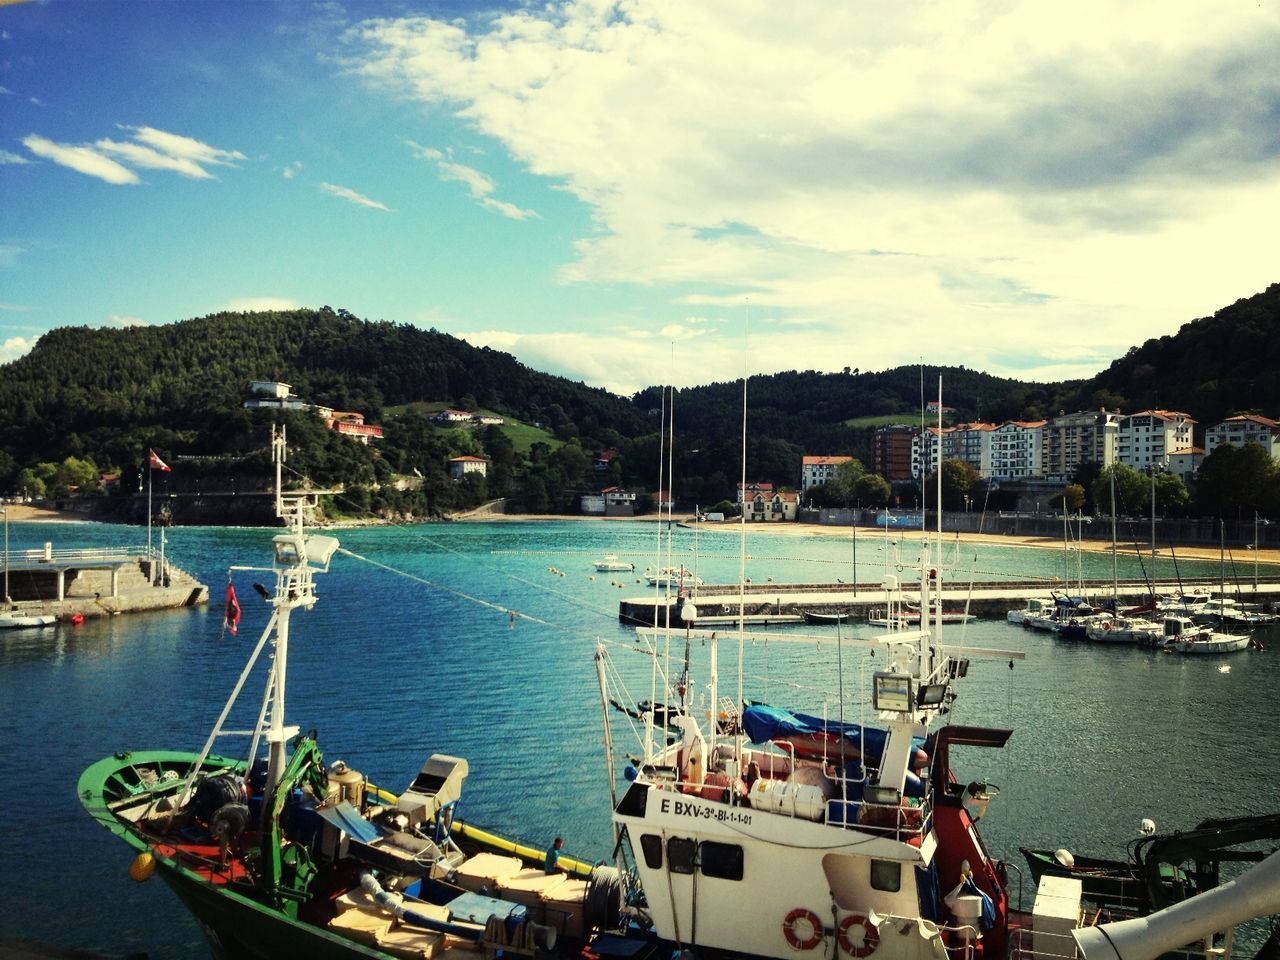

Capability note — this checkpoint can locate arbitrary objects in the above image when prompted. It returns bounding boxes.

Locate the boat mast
[1111,468,1119,613]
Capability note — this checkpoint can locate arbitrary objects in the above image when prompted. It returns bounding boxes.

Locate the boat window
[639,834,663,870]
[668,837,696,875]
[870,859,901,892]
[699,841,743,881]
[616,781,648,818]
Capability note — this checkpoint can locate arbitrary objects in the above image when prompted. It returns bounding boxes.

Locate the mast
[1110,468,1119,613]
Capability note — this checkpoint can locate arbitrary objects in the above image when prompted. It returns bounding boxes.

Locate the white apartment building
[800,455,853,492]
[1203,415,1280,460]
[988,420,1045,480]
[1117,410,1195,472]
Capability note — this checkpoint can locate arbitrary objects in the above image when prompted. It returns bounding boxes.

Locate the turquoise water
[1,519,1277,958]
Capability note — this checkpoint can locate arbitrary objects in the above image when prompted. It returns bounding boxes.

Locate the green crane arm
[260,734,328,912]
[1139,813,1280,911]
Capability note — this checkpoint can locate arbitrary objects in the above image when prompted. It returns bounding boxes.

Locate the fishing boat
[1158,614,1251,654]
[1006,597,1055,626]
[594,555,635,572]
[1085,615,1160,645]
[0,611,57,629]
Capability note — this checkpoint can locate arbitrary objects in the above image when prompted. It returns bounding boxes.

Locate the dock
[619,577,1280,627]
[2,544,208,622]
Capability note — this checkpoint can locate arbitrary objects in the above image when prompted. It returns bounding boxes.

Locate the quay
[619,577,1280,627]
[2,543,208,623]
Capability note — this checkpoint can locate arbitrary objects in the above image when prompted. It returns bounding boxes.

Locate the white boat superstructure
[1007,597,1055,626]
[1157,615,1251,654]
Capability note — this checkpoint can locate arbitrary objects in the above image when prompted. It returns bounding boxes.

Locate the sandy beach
[1,503,87,523]
[465,509,1280,565]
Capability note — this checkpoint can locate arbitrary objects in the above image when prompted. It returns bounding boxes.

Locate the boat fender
[782,907,824,950]
[837,915,879,958]
[129,851,157,882]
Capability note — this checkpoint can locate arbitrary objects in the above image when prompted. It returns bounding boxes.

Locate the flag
[224,583,241,636]
[149,450,171,472]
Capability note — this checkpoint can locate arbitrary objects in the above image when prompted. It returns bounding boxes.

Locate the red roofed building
[801,455,854,491]
[447,455,488,479]
[1204,414,1280,460]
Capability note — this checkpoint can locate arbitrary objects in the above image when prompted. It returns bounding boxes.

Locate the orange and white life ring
[782,908,823,950]
[838,914,879,958]
[1103,621,1112,631]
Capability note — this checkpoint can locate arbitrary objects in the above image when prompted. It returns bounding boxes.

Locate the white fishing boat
[1007,597,1055,626]
[593,554,634,572]
[1158,614,1251,654]
[1085,615,1161,645]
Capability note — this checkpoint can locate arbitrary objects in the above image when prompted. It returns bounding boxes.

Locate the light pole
[2,506,9,608]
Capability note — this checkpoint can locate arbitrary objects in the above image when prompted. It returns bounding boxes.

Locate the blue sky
[3,1,1279,395]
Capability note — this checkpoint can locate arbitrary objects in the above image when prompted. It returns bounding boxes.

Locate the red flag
[224,583,241,635]
[149,450,171,472]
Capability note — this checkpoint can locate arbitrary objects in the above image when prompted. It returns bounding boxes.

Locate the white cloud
[124,125,245,169]
[349,2,1280,385]
[95,139,213,179]
[107,314,148,326]
[406,140,537,220]
[283,160,303,179]
[0,149,29,165]
[318,181,392,211]
[22,126,244,183]
[22,134,139,184]
[221,297,302,312]
[0,335,37,364]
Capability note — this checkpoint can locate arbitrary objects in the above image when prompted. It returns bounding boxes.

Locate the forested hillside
[2,283,1277,521]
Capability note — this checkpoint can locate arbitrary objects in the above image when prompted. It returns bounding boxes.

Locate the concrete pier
[3,548,208,622]
[619,576,1280,627]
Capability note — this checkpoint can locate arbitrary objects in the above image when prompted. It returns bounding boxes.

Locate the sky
[2,1,1279,397]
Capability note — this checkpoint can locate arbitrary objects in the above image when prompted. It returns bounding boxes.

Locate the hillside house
[327,411,384,444]
[447,455,488,480]
[1204,415,1280,460]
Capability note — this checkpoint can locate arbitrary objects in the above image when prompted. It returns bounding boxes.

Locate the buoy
[69,612,85,625]
[129,851,157,882]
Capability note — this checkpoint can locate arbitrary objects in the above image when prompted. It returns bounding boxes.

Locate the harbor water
[2,519,1278,958]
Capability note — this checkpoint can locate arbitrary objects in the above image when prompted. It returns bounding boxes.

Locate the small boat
[1086,615,1160,645]
[867,607,973,627]
[644,565,702,587]
[1192,596,1278,628]
[1007,597,1055,626]
[800,610,856,624]
[593,555,634,572]
[0,612,57,630]
[1159,614,1251,654]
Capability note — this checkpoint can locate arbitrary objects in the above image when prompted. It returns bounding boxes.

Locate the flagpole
[147,451,153,584]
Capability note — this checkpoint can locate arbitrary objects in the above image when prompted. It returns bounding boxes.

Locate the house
[580,494,607,515]
[433,409,475,424]
[1117,410,1195,472]
[447,455,488,480]
[477,415,505,426]
[248,381,291,400]
[653,489,674,510]
[602,486,636,517]
[736,482,774,510]
[242,380,332,418]
[744,489,799,522]
[925,401,956,415]
[594,450,618,472]
[801,455,853,492]
[1204,415,1280,460]
[1167,447,1203,481]
[327,411,384,444]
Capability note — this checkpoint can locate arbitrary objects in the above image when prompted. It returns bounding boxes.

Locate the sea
[2,518,1278,959]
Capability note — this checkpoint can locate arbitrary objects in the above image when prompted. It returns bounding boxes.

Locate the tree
[1090,464,1148,518]
[924,459,979,511]
[1050,483,1086,512]
[825,458,866,505]
[1195,442,1280,518]
[853,473,891,507]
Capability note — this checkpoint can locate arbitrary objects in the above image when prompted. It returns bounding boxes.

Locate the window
[639,834,663,870]
[870,859,901,892]
[668,837,696,875]
[700,841,744,881]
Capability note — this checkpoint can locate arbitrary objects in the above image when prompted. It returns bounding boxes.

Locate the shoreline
[9,502,1279,566]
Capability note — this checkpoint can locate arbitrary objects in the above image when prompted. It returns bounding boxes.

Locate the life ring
[838,914,879,958]
[782,908,823,950]
[1103,622,1112,632]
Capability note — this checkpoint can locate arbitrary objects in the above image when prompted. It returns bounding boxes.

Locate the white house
[745,489,799,522]
[800,455,853,492]
[1204,415,1280,460]
[447,455,488,479]
[1167,447,1203,482]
